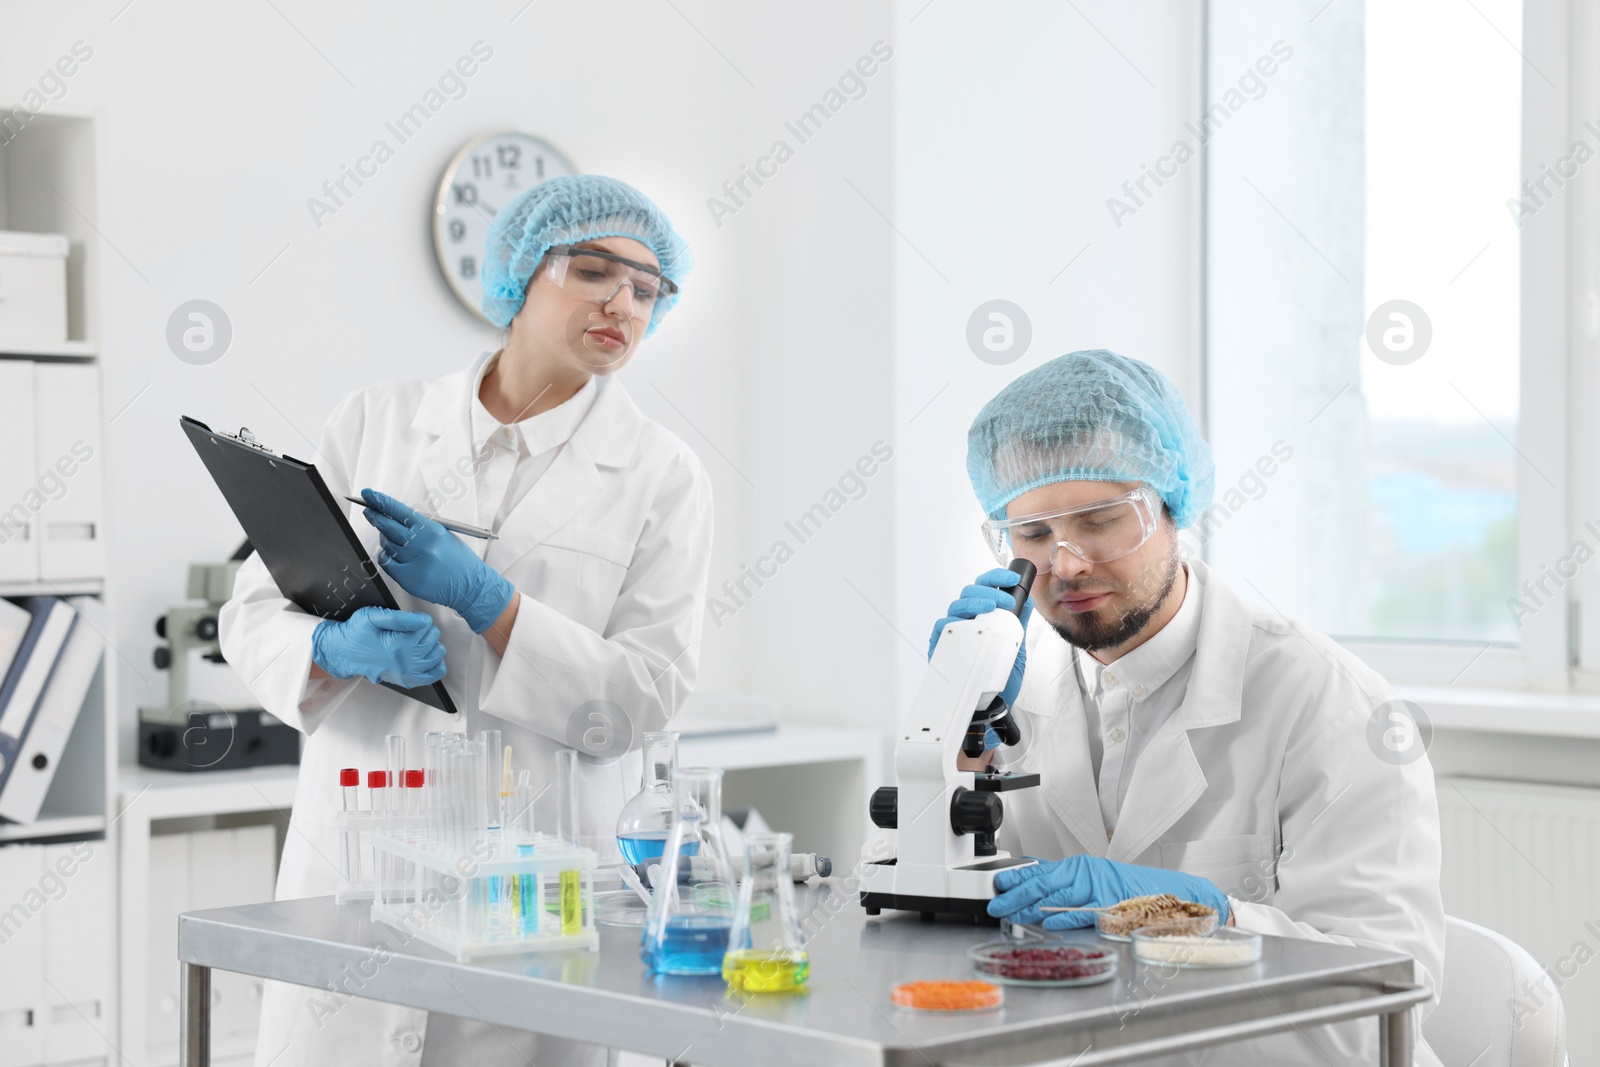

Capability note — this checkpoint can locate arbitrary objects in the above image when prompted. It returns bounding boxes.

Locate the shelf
[0,812,105,843]
[0,579,104,597]
[0,340,96,359]
[118,762,300,821]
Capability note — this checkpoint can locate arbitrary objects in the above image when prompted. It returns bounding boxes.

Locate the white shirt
[1074,564,1203,837]
[467,351,598,533]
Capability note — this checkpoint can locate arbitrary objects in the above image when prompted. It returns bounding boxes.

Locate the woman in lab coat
[219,175,712,1067]
[920,352,1445,1066]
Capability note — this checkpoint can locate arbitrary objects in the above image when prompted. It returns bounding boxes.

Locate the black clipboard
[180,416,458,715]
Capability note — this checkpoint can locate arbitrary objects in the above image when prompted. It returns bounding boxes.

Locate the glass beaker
[616,731,680,885]
[724,831,809,993]
[641,767,741,975]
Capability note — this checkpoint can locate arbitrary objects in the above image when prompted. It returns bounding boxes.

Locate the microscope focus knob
[950,787,1003,836]
[154,615,167,639]
[195,616,218,641]
[869,786,898,829]
[153,646,171,670]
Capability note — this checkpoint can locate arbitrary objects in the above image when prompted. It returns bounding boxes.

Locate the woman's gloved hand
[987,855,1231,929]
[311,607,447,687]
[358,489,515,634]
[927,568,1034,748]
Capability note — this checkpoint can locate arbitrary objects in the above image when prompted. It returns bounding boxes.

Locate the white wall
[2,0,1199,758]
[1,0,762,755]
[889,1,1203,719]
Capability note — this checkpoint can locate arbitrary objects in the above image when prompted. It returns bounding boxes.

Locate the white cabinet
[144,827,275,1064]
[0,841,112,1067]
[0,845,46,1067]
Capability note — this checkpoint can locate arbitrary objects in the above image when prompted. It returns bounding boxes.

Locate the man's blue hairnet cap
[966,350,1215,528]
[481,174,693,336]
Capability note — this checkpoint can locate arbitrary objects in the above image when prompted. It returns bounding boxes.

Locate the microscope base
[138,708,300,772]
[859,889,1002,923]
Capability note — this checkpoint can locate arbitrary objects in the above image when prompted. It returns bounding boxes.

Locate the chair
[1422,915,1567,1066]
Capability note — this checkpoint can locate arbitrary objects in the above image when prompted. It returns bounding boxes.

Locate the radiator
[1436,775,1600,1062]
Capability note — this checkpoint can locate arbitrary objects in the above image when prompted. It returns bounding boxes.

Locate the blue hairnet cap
[966,350,1215,528]
[481,174,693,336]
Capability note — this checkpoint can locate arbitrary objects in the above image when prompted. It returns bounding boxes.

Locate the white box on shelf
[0,233,69,344]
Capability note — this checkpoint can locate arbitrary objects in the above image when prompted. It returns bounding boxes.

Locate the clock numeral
[452,182,478,206]
[448,219,466,242]
[471,155,492,180]
[459,255,477,279]
[496,144,521,170]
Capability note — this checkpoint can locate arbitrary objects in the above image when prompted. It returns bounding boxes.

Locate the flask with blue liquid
[615,731,682,885]
[641,766,743,975]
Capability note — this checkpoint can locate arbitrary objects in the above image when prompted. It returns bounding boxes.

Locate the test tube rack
[370,828,600,960]
[334,809,424,904]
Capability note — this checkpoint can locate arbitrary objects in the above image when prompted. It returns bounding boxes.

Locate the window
[1202,0,1572,687]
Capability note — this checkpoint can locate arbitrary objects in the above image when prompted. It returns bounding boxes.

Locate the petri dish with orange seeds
[890,979,1004,1013]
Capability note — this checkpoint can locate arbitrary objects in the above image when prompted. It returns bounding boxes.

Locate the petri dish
[594,889,650,927]
[1095,898,1217,942]
[890,979,1004,1013]
[1131,924,1263,968]
[968,941,1117,987]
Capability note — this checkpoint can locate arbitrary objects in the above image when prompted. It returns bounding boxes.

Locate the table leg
[1379,1006,1412,1066]
[180,962,211,1067]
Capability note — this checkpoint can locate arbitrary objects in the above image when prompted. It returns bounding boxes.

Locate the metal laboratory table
[177,885,1430,1065]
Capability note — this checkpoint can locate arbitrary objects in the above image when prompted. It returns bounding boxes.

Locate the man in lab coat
[934,350,1444,1065]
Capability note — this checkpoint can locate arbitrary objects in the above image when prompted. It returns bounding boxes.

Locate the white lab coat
[885,559,1447,1067]
[218,355,713,1067]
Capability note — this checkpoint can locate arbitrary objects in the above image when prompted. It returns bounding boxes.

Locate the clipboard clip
[219,426,282,457]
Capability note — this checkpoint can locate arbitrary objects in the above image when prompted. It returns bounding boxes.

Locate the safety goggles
[981,486,1161,568]
[543,245,677,314]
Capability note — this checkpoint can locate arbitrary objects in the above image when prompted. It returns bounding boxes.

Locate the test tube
[478,730,502,835]
[339,769,360,886]
[367,770,387,812]
[555,749,581,935]
[405,769,424,813]
[555,748,579,846]
[387,735,405,814]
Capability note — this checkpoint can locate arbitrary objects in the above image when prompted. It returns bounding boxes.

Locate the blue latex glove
[988,855,1231,930]
[311,606,448,687]
[927,568,1034,733]
[358,489,515,634]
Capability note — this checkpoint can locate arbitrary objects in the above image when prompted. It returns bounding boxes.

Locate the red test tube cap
[405,770,424,788]
[339,768,359,787]
[367,770,387,789]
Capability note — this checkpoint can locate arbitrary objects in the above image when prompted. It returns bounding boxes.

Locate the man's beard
[1049,547,1180,653]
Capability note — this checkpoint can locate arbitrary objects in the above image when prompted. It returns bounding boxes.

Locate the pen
[346,495,498,541]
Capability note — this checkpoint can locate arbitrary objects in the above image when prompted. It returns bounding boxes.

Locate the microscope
[137,542,300,771]
[860,559,1041,920]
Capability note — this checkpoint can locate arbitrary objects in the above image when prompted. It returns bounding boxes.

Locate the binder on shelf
[0,598,31,685]
[0,597,77,799]
[0,596,106,824]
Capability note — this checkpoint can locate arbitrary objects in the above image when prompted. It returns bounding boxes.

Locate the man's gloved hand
[928,568,1034,748]
[312,607,448,687]
[359,488,515,634]
[987,855,1231,929]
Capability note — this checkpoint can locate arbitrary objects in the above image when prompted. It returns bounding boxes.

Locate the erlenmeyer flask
[723,831,809,992]
[615,731,679,886]
[641,767,742,975]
